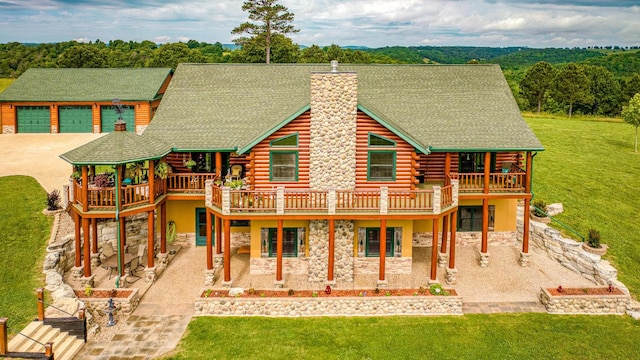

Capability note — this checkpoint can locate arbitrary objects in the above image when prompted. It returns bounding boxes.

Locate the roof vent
[331,60,338,72]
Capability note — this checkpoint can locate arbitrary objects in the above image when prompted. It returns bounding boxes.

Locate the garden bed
[540,287,630,315]
[74,288,140,315]
[201,286,457,298]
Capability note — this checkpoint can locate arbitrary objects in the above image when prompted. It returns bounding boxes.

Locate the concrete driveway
[0,133,105,192]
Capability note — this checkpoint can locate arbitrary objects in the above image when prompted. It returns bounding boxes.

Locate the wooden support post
[444,152,451,185]
[484,151,491,194]
[148,160,155,204]
[0,318,7,356]
[440,215,448,253]
[44,342,53,358]
[223,219,231,282]
[37,288,45,321]
[215,216,222,255]
[81,166,88,212]
[82,217,91,277]
[276,219,283,282]
[147,210,154,268]
[206,211,213,270]
[328,219,335,282]
[431,219,439,281]
[119,217,126,277]
[379,219,387,281]
[215,152,222,180]
[481,199,489,254]
[449,211,457,269]
[160,203,167,254]
[74,212,81,268]
[523,197,530,253]
[91,218,98,254]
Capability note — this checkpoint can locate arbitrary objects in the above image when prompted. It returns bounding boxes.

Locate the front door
[195,208,210,246]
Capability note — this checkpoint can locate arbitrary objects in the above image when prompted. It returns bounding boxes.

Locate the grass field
[0,176,52,334]
[525,113,640,296]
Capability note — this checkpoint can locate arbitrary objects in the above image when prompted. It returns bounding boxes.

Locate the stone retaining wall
[250,257,309,275]
[412,231,517,247]
[539,288,630,314]
[79,289,141,315]
[194,295,463,317]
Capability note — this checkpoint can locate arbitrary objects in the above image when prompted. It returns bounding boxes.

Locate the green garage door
[17,106,51,133]
[101,105,134,133]
[59,106,93,133]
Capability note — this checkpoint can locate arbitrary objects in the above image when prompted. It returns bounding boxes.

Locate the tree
[57,45,108,68]
[622,93,640,153]
[231,0,299,64]
[580,65,621,116]
[519,61,556,114]
[148,42,207,68]
[551,63,592,117]
[229,34,298,63]
[299,45,327,63]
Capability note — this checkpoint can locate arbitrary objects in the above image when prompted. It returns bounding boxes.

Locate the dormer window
[368,133,396,147]
[367,133,396,181]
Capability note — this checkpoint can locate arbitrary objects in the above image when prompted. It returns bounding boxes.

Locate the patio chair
[230,164,243,181]
[136,244,147,271]
[126,256,141,284]
[100,242,115,260]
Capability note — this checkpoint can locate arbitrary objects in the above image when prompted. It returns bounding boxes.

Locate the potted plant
[582,228,608,256]
[94,173,115,188]
[530,199,550,223]
[185,159,197,171]
[154,161,171,179]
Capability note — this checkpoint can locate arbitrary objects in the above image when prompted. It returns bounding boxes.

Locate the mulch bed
[547,287,624,296]
[202,288,457,298]
[74,289,133,299]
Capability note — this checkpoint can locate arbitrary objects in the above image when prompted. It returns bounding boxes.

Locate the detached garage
[0,68,173,134]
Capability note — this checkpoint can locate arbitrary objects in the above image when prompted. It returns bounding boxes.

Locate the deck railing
[167,173,217,193]
[211,185,457,215]
[449,172,525,192]
[73,181,162,210]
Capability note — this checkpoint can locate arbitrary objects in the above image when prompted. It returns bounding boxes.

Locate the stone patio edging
[194,293,463,317]
[79,289,141,315]
[539,288,630,315]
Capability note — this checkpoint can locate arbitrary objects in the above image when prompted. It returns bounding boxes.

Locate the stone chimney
[309,62,358,191]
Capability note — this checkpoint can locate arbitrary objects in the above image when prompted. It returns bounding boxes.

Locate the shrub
[84,286,93,297]
[587,228,601,248]
[94,173,114,188]
[429,283,450,296]
[531,199,548,217]
[287,289,295,296]
[46,189,60,210]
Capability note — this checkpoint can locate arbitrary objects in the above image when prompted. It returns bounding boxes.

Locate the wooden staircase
[7,321,83,360]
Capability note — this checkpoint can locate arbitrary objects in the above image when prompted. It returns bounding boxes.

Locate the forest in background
[1,40,639,116]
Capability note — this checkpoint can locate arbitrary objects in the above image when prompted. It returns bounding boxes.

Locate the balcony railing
[167,173,217,193]
[449,172,526,193]
[210,184,456,215]
[73,181,161,210]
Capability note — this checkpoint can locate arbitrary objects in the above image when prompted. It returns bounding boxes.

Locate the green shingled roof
[0,68,172,102]
[59,128,172,165]
[143,63,543,152]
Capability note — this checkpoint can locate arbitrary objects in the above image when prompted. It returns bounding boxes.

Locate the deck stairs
[7,321,83,360]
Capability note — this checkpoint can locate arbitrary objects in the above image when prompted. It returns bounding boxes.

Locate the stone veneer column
[309,71,358,191]
[308,220,354,283]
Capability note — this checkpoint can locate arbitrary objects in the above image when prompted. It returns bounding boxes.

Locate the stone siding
[412,231,517,247]
[2,125,15,134]
[250,257,309,275]
[307,220,354,283]
[353,257,412,275]
[309,71,358,191]
[195,295,463,317]
[539,288,630,314]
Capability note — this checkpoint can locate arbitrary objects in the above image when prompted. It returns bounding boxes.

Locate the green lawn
[165,315,640,360]
[525,113,640,296]
[0,176,52,334]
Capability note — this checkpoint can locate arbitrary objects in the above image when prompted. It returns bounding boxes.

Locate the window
[368,133,396,147]
[459,152,497,173]
[357,227,400,257]
[270,133,298,147]
[230,220,250,227]
[261,228,305,257]
[270,151,298,181]
[457,205,495,231]
[367,151,396,181]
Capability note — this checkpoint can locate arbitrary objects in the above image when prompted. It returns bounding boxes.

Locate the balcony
[449,171,526,193]
[208,182,458,217]
[167,173,217,193]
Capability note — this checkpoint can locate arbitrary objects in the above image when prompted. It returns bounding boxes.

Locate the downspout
[115,165,122,288]
[530,151,538,199]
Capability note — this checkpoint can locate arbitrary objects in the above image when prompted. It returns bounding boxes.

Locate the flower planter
[529,213,551,223]
[582,242,608,256]
[74,288,140,315]
[540,287,629,314]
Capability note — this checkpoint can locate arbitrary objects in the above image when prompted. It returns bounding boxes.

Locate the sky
[0,0,639,48]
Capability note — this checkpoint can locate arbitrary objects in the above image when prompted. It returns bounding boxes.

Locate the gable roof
[143,63,543,152]
[59,130,172,166]
[0,68,173,102]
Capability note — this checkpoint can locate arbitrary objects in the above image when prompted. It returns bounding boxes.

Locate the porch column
[430,219,439,282]
[74,212,81,268]
[82,217,91,277]
[148,160,155,204]
[147,210,154,268]
[215,216,222,255]
[91,219,98,254]
[215,152,222,180]
[276,219,284,283]
[481,199,489,253]
[444,152,451,185]
[440,215,449,252]
[160,202,167,254]
[119,216,126,277]
[379,219,387,282]
[484,151,491,194]
[327,219,335,282]
[206,210,213,270]
[449,211,457,269]
[81,166,88,212]
[223,218,231,283]
[523,151,533,254]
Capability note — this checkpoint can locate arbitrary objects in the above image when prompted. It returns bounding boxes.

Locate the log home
[60,63,543,288]
[0,68,172,134]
